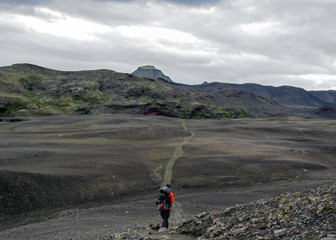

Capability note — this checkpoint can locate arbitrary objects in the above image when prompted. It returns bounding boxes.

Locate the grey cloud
[0,0,336,90]
[0,0,49,6]
[93,0,220,5]
[160,0,220,5]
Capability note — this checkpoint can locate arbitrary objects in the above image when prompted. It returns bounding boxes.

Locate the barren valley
[0,114,335,239]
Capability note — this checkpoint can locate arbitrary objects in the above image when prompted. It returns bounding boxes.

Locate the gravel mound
[111,184,335,240]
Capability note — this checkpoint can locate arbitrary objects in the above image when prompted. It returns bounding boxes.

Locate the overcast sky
[1,0,336,90]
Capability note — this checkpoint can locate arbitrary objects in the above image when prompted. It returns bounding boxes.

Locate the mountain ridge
[195,82,335,108]
[0,63,334,119]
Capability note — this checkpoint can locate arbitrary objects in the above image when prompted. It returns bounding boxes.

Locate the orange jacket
[169,192,174,203]
[168,192,174,210]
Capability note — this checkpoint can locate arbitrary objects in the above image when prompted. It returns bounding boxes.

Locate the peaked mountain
[131,65,173,82]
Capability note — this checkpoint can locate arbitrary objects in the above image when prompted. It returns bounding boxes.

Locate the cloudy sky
[1,0,336,90]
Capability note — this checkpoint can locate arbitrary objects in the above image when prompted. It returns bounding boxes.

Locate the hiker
[156,184,174,232]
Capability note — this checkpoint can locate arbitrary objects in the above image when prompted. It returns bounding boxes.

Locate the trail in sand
[163,120,195,185]
[162,119,195,222]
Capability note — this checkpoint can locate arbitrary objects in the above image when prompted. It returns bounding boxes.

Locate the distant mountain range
[196,82,336,108]
[0,63,335,119]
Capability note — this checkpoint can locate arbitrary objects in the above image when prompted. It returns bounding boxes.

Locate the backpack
[157,186,171,211]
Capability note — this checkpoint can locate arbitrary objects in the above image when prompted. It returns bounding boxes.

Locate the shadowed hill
[310,90,336,104]
[196,82,334,108]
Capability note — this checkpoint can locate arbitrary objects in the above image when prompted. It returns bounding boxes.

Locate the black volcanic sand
[0,114,336,239]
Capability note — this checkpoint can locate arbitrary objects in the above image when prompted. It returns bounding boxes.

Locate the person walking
[156,184,174,232]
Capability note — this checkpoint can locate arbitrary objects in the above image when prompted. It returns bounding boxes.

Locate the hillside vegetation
[0,63,312,119]
[0,64,247,118]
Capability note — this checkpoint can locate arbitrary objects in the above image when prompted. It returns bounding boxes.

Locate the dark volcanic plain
[0,114,336,239]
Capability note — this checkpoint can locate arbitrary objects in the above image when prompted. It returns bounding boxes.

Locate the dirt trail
[163,120,195,185]
[162,119,195,222]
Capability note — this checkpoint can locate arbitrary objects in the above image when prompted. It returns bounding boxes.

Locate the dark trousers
[160,210,170,228]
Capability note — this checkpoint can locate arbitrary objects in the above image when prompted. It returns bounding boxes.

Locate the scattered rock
[274,228,287,237]
[178,184,335,239]
[148,224,160,231]
[230,226,247,236]
[196,212,208,219]
[251,218,259,224]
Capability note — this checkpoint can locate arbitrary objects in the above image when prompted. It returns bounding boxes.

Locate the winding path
[162,119,195,222]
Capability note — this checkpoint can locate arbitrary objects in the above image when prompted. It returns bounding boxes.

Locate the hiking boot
[158,227,168,233]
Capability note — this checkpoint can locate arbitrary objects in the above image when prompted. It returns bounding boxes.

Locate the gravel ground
[0,115,335,239]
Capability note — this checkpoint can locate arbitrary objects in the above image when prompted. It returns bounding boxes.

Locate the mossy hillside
[0,64,248,118]
[120,98,246,119]
[0,66,113,116]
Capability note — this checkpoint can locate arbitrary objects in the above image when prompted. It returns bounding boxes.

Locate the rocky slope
[110,184,336,239]
[0,63,304,119]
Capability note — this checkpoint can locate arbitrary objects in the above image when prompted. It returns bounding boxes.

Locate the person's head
[166,184,171,188]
